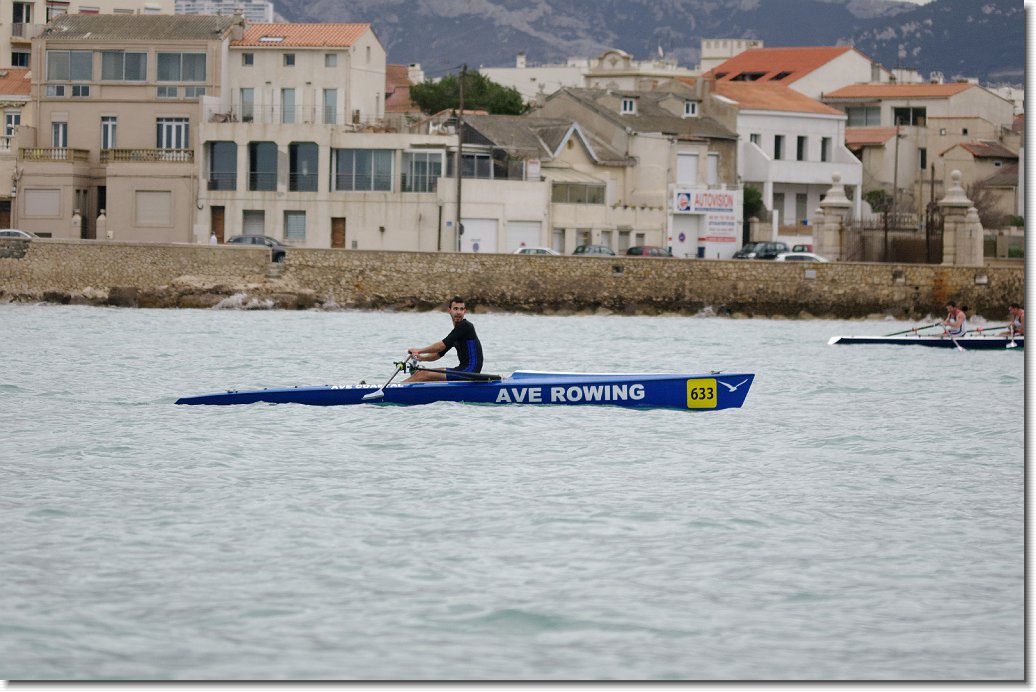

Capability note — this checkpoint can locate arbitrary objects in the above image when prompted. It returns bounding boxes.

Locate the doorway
[332,217,345,248]
[211,206,225,243]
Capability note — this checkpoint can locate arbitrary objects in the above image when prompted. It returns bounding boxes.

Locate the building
[698,38,764,73]
[534,86,741,258]
[705,80,863,225]
[823,82,1017,217]
[706,46,890,100]
[479,48,697,108]
[0,67,32,229]
[15,13,240,240]
[175,0,274,23]
[2,0,173,69]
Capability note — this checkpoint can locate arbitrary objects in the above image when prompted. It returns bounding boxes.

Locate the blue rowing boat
[175,370,755,411]
[828,335,1022,350]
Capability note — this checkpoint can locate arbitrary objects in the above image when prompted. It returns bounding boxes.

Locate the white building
[176,0,274,23]
[707,80,863,224]
[707,46,890,100]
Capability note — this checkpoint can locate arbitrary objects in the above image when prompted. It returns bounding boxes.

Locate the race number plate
[685,378,717,409]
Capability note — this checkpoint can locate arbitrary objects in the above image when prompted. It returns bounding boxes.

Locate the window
[732,71,766,81]
[919,147,927,170]
[771,71,792,81]
[45,85,65,97]
[402,151,444,192]
[333,149,393,191]
[46,1,68,22]
[101,51,146,80]
[284,211,306,240]
[676,153,698,184]
[11,51,29,67]
[551,183,604,204]
[620,97,636,114]
[71,85,90,97]
[156,52,206,82]
[322,89,337,124]
[325,53,337,67]
[156,117,188,149]
[749,133,761,146]
[707,153,719,185]
[683,100,697,117]
[289,142,318,192]
[240,88,254,122]
[101,116,116,149]
[157,86,177,98]
[52,121,68,148]
[283,53,295,67]
[892,106,926,126]
[847,106,880,127]
[47,50,92,81]
[184,86,205,98]
[795,193,808,224]
[5,112,21,138]
[281,88,295,124]
[461,153,492,179]
[821,137,831,162]
[208,141,236,190]
[249,142,278,191]
[365,46,371,63]
[242,53,254,66]
[796,136,807,161]
[774,135,784,160]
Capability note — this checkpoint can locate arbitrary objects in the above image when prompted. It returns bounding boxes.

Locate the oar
[886,323,940,336]
[965,325,1009,335]
[363,355,414,400]
[950,337,965,352]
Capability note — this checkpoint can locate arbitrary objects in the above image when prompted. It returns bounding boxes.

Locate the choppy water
[1,303,1024,681]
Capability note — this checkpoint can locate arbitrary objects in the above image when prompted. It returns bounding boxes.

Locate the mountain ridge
[274,0,1023,85]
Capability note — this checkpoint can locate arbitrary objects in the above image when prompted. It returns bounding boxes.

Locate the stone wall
[0,238,1024,319]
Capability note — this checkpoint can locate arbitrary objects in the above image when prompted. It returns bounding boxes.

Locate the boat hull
[828,335,1023,350]
[175,371,755,411]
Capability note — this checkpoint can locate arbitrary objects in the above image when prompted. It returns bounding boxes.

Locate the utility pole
[455,64,466,253]
[888,119,901,262]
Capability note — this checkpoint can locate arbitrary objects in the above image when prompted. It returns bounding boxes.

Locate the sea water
[0,303,1024,680]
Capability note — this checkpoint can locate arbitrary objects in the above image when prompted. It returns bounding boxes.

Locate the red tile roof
[235,23,371,47]
[706,46,855,84]
[0,67,31,96]
[845,127,897,147]
[954,141,1019,159]
[712,81,843,116]
[824,83,974,99]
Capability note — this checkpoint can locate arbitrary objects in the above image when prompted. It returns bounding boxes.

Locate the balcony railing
[101,148,193,163]
[207,105,364,127]
[11,23,44,40]
[207,172,237,190]
[20,147,89,162]
[0,136,12,153]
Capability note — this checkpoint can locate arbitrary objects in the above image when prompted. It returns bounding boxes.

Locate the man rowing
[941,300,967,338]
[402,295,484,382]
[1003,303,1024,339]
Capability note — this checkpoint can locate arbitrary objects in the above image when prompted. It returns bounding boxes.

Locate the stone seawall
[0,239,1024,319]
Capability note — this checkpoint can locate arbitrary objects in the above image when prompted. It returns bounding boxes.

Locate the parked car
[732,241,789,259]
[513,246,560,256]
[226,234,287,262]
[0,229,39,239]
[775,252,829,262]
[572,244,616,256]
[792,243,813,253]
[626,245,672,257]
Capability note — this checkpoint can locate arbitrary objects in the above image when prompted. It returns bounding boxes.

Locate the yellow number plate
[686,378,717,409]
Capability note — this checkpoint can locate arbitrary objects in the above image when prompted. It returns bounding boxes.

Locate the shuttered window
[284,211,306,240]
[135,190,172,225]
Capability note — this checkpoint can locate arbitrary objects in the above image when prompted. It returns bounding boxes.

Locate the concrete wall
[0,238,1023,318]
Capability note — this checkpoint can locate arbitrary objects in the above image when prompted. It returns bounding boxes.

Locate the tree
[964,182,1011,229]
[410,70,527,115]
[743,186,763,219]
[864,189,893,214]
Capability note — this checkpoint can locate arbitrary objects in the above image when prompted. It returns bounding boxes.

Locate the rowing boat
[175,370,755,410]
[828,334,1023,350]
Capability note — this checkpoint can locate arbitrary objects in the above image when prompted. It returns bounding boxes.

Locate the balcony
[20,147,89,162]
[10,23,44,41]
[100,149,193,163]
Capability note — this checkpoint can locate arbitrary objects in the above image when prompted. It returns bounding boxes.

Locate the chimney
[516,52,526,69]
[231,9,245,41]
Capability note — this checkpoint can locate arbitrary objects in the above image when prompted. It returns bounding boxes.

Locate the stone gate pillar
[816,172,852,261]
[938,170,982,266]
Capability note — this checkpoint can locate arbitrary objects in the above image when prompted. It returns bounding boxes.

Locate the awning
[540,167,604,184]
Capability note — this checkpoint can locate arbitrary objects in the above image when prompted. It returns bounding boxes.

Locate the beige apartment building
[14,13,240,240]
[3,0,173,69]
